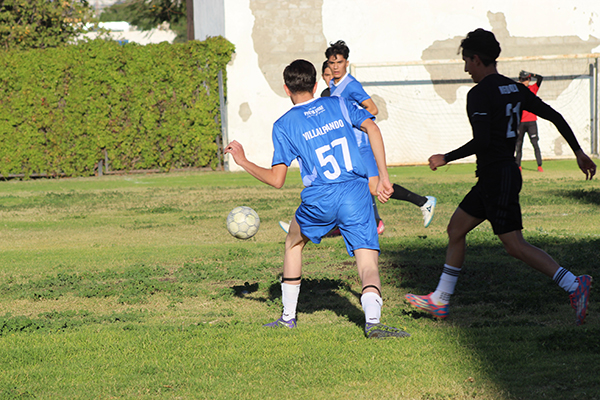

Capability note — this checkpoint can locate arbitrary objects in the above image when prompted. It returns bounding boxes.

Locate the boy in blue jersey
[326,40,437,231]
[225,59,409,339]
[405,29,596,325]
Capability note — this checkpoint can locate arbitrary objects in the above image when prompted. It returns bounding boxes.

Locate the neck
[290,91,314,105]
[333,72,347,85]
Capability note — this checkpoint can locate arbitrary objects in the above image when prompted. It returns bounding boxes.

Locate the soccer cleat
[377,220,385,235]
[279,220,290,234]
[537,166,544,172]
[263,317,297,328]
[405,293,449,319]
[365,323,410,339]
[420,196,437,228]
[569,275,592,326]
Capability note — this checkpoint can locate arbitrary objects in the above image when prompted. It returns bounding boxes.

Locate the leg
[498,230,592,325]
[497,230,560,278]
[515,123,526,166]
[405,208,483,318]
[282,217,309,285]
[368,176,385,234]
[527,123,543,168]
[390,183,427,206]
[355,248,410,338]
[264,217,308,328]
[445,207,485,268]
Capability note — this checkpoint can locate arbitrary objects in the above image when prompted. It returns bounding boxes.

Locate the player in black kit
[405,28,596,325]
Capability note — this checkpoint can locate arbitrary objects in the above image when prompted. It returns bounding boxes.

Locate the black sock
[390,184,427,207]
[372,195,381,222]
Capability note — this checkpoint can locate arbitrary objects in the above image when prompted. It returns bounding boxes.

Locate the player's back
[467,73,536,173]
[272,96,372,187]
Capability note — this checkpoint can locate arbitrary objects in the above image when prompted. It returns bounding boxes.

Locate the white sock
[431,264,461,305]
[281,282,301,321]
[553,267,579,293]
[361,292,382,325]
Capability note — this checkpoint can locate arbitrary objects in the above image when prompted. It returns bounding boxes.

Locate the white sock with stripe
[553,267,578,293]
[430,264,461,305]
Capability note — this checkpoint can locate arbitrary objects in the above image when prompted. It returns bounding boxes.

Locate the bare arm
[224,140,288,188]
[360,119,392,202]
[360,98,378,116]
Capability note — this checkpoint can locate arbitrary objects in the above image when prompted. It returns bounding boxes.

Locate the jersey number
[505,102,521,138]
[315,137,354,180]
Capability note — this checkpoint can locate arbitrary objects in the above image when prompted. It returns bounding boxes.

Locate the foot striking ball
[226,206,260,239]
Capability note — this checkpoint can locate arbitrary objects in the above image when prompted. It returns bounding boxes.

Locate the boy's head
[321,60,333,85]
[459,28,501,66]
[283,59,317,94]
[325,40,349,60]
[325,40,350,81]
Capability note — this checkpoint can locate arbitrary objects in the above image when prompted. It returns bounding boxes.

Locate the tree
[100,0,187,43]
[0,0,94,50]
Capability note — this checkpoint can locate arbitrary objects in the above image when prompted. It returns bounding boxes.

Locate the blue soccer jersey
[271,96,374,187]
[330,73,378,177]
[330,73,370,106]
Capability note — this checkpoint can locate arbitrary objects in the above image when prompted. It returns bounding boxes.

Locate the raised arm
[224,140,289,188]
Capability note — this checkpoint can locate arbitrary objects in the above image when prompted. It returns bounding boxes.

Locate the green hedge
[0,36,235,177]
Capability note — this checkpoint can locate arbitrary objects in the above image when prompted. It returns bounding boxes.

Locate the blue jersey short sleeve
[330,74,371,107]
[271,96,372,187]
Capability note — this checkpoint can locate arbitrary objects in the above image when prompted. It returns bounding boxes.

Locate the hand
[428,154,447,171]
[376,178,393,204]
[224,140,247,166]
[575,150,596,180]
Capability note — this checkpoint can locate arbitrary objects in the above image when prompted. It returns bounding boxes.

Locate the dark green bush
[0,36,235,177]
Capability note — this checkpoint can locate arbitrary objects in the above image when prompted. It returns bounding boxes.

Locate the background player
[320,60,333,97]
[405,29,596,326]
[326,40,437,232]
[515,70,544,171]
[226,59,409,339]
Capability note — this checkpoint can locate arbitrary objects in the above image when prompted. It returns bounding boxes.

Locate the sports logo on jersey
[304,105,325,118]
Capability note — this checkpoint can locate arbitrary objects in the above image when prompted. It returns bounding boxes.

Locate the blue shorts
[295,179,379,256]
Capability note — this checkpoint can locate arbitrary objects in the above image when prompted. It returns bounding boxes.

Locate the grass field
[0,159,598,399]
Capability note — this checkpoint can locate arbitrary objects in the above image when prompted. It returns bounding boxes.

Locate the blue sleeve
[345,80,371,106]
[338,97,374,130]
[271,122,297,167]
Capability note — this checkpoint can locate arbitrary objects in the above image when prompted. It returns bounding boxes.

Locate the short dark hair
[325,40,349,60]
[284,60,317,93]
[459,28,501,66]
[321,60,330,74]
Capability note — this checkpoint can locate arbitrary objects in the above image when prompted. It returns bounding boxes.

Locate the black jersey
[445,73,581,176]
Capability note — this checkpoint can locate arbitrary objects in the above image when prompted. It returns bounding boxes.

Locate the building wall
[209,0,600,171]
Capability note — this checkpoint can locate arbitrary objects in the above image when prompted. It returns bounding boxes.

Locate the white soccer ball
[226,206,260,239]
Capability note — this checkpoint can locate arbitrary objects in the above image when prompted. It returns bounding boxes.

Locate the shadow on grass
[231,278,365,327]
[381,234,600,399]
[552,188,600,206]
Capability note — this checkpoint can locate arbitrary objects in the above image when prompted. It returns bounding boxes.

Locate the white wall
[221,0,600,171]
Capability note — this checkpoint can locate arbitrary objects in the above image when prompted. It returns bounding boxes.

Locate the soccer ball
[226,206,260,239]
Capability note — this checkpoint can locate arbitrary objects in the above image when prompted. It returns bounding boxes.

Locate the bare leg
[354,248,381,293]
[282,217,309,284]
[498,230,560,278]
[445,208,485,268]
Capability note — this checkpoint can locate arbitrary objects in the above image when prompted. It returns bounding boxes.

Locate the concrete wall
[201,0,600,171]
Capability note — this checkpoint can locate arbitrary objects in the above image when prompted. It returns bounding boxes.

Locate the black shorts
[459,163,523,235]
